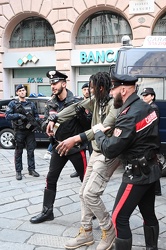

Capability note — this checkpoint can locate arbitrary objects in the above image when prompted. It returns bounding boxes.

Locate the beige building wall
[0,0,165,98]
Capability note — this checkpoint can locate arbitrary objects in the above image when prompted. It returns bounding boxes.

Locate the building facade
[0,0,165,98]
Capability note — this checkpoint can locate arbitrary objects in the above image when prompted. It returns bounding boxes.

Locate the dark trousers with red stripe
[46,149,87,192]
[112,181,158,239]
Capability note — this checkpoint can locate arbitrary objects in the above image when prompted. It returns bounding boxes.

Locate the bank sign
[71,48,119,66]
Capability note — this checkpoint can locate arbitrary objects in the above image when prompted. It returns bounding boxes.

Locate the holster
[137,156,150,174]
[126,155,151,178]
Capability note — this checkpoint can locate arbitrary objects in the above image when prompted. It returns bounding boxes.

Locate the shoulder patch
[136,111,157,132]
[113,128,122,137]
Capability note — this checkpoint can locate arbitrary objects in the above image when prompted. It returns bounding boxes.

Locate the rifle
[17,104,42,131]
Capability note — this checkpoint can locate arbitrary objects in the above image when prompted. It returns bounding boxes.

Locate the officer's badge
[113,128,122,137]
[48,70,56,78]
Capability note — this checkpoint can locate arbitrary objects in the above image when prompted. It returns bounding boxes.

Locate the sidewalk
[0,148,166,250]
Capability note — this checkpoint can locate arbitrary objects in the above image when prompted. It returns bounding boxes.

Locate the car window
[28,98,48,115]
[30,99,47,115]
[37,100,47,115]
[0,98,49,115]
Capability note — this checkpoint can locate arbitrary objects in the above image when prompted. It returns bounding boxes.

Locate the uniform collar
[119,92,139,116]
[53,89,74,104]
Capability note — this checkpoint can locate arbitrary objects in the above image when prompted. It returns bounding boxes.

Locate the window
[76,11,132,45]
[79,66,110,75]
[153,14,166,36]
[35,99,49,115]
[10,17,55,48]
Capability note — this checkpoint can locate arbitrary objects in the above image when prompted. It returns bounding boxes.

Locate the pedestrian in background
[5,84,40,180]
[47,72,121,250]
[141,87,162,196]
[94,70,162,249]
[30,70,87,224]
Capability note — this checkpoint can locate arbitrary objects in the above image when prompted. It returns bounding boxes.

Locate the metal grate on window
[9,17,55,48]
[152,13,166,36]
[76,11,132,45]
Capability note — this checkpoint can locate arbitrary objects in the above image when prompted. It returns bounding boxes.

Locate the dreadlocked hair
[93,71,111,107]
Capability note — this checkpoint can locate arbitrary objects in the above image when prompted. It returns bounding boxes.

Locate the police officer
[81,82,90,99]
[5,84,40,180]
[93,70,162,249]
[30,70,87,224]
[141,87,159,118]
[141,87,162,196]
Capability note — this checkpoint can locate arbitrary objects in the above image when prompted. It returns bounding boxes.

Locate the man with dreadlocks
[46,71,121,250]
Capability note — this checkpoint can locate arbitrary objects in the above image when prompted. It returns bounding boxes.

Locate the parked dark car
[0,96,50,149]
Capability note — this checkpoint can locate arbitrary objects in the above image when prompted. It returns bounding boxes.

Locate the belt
[125,155,158,178]
[125,162,141,178]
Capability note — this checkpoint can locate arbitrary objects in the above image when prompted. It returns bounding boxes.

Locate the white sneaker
[43,151,52,160]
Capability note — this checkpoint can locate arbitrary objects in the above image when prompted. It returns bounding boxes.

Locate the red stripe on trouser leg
[80,150,87,176]
[112,184,133,236]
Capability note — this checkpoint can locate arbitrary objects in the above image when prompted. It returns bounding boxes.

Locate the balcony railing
[75,34,132,45]
[9,38,55,48]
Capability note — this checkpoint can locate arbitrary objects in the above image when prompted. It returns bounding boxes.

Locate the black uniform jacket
[6,99,39,130]
[44,89,86,154]
[95,92,162,185]
[150,101,160,121]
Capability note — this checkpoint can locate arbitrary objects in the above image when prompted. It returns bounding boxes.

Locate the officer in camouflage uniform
[5,84,40,180]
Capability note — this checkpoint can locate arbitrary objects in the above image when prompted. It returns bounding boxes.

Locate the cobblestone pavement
[0,148,166,250]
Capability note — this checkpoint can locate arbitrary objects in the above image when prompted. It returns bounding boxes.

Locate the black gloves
[75,105,85,115]
[75,105,92,130]
[48,114,58,123]
[19,114,27,121]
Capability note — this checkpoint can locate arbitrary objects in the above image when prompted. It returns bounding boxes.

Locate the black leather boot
[70,171,79,178]
[144,224,159,250]
[115,237,132,250]
[155,180,162,196]
[30,188,55,224]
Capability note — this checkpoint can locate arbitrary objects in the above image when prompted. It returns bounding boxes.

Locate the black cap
[46,70,68,84]
[82,83,89,89]
[16,84,25,91]
[141,88,155,96]
[110,68,138,89]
